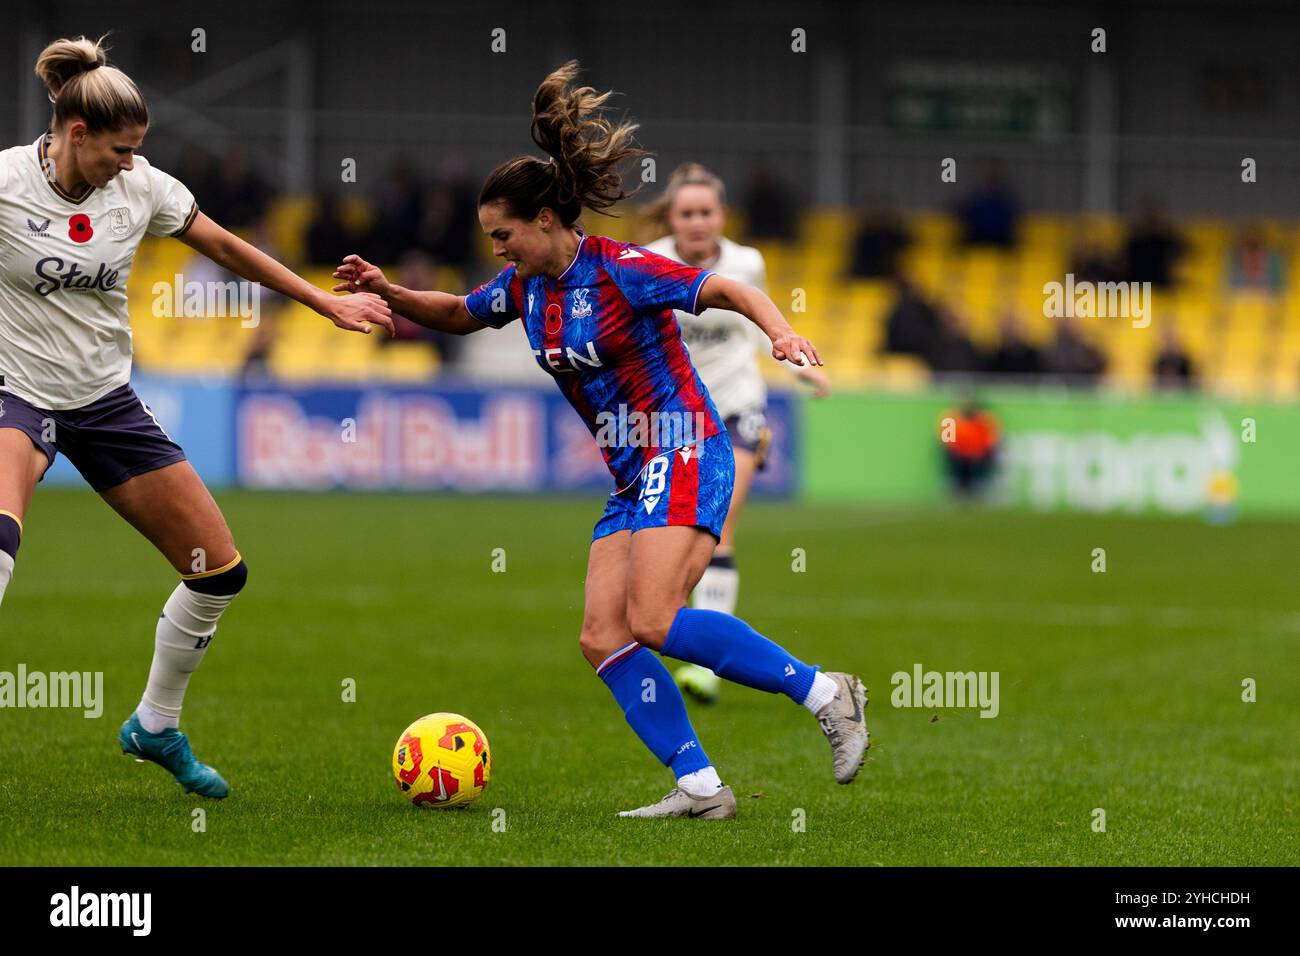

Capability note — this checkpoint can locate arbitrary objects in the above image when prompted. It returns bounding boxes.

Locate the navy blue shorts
[592,432,735,542]
[0,384,187,492]
[724,407,771,469]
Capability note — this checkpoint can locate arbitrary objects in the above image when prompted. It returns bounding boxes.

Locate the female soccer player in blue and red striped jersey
[334,61,867,818]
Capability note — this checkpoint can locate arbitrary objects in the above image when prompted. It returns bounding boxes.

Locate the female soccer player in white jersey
[335,61,867,818]
[0,36,393,798]
[644,164,830,704]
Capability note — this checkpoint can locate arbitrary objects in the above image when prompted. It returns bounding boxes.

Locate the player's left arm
[697,274,823,368]
[178,212,395,336]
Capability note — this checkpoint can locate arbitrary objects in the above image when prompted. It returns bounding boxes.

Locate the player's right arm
[332,254,488,335]
[749,253,831,396]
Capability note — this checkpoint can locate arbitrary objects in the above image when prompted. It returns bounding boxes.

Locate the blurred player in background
[0,36,392,799]
[643,163,830,704]
[335,61,868,818]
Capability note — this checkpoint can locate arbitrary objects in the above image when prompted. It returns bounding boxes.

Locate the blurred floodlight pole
[19,22,45,141]
[1083,56,1117,214]
[815,48,848,207]
[284,35,314,195]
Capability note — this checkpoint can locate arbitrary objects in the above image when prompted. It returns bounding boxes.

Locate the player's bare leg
[0,429,50,609]
[629,524,868,784]
[100,460,238,574]
[678,446,760,703]
[626,526,717,641]
[101,461,246,798]
[580,530,735,818]
[578,530,635,669]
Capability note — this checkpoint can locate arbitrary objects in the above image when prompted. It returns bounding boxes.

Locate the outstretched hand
[326,291,394,336]
[771,331,823,368]
[797,364,832,398]
[327,254,395,335]
[332,254,391,297]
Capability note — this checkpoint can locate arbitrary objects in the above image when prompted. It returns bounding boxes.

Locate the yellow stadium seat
[1225,290,1281,329]
[910,213,959,249]
[1076,214,1123,248]
[378,344,440,383]
[1019,214,1071,255]
[870,353,931,390]
[265,196,315,265]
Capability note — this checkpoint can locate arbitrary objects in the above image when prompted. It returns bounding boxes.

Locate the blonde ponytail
[34,35,148,133]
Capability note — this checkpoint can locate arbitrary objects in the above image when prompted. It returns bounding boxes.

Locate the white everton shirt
[0,134,197,410]
[643,234,774,419]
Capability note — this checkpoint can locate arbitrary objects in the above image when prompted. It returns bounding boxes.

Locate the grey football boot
[617,785,737,819]
[816,672,869,783]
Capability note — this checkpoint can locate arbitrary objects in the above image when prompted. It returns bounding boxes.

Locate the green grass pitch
[1,489,1295,865]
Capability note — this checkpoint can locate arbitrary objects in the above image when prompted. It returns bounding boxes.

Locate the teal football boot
[119,712,229,798]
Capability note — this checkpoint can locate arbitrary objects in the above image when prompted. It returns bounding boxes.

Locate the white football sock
[140,583,238,726]
[677,765,724,798]
[802,672,839,714]
[691,565,740,616]
[0,552,13,607]
[136,701,176,734]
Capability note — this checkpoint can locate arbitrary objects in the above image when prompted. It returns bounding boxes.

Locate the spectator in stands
[955,166,1019,249]
[1068,233,1117,286]
[369,159,424,265]
[882,276,939,358]
[927,304,982,374]
[238,306,279,384]
[848,203,909,279]
[740,164,798,242]
[985,309,1044,379]
[1123,200,1186,288]
[1044,315,1106,385]
[305,193,362,267]
[385,250,463,369]
[1226,223,1284,292]
[215,145,271,230]
[416,156,479,274]
[177,147,222,217]
[938,399,1001,497]
[1153,323,1196,389]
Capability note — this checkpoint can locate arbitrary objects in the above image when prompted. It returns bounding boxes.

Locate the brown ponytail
[479,60,645,227]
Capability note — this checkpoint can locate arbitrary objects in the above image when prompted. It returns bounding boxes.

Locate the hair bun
[34,35,148,133]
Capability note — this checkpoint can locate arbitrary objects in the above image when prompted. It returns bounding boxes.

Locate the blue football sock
[662,607,817,703]
[597,643,711,777]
